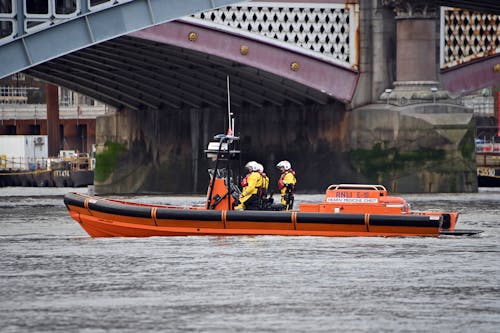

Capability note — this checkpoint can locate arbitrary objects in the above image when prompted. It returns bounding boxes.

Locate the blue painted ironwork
[0,0,246,79]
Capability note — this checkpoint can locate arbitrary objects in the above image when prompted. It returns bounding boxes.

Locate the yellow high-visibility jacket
[239,171,263,204]
[278,170,296,204]
[260,172,269,194]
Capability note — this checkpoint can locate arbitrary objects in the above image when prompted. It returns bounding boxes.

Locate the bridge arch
[25,28,343,111]
[26,18,358,111]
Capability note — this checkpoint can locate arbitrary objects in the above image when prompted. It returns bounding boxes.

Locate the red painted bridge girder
[130,20,359,103]
[441,55,500,95]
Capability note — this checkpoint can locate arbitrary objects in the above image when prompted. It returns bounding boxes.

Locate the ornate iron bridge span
[0,0,498,110]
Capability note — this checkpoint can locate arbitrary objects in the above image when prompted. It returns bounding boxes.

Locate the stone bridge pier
[347,0,476,193]
[94,0,478,195]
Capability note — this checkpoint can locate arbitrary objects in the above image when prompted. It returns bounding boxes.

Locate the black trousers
[244,194,261,210]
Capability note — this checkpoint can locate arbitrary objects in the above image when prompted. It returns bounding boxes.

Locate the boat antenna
[226,75,233,209]
[227,75,234,135]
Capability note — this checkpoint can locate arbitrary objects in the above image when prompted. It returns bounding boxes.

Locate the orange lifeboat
[64,177,470,238]
[64,189,448,238]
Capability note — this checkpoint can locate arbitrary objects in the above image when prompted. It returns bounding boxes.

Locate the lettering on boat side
[335,191,371,198]
[53,170,70,177]
[326,191,378,203]
[326,197,379,203]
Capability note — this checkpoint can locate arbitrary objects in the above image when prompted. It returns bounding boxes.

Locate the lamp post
[385,88,392,104]
[431,87,437,103]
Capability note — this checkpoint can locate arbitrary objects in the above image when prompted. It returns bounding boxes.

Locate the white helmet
[256,163,264,172]
[245,161,259,172]
[276,160,291,170]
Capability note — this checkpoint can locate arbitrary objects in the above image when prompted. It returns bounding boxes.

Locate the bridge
[0,0,499,193]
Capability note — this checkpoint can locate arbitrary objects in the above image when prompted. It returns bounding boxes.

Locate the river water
[0,187,499,332]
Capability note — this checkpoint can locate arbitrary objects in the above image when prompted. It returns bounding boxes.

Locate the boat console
[204,133,241,210]
[300,184,410,214]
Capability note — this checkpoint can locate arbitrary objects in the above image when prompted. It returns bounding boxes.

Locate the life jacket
[241,172,263,197]
[241,173,250,187]
[257,171,269,197]
[278,170,296,189]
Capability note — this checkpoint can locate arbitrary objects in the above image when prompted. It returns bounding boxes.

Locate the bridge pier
[352,0,478,192]
[347,103,476,192]
[380,0,456,105]
[94,99,476,194]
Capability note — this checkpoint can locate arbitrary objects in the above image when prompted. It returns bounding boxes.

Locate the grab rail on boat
[327,184,388,192]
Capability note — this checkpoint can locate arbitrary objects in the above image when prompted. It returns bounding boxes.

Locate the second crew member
[276,160,296,210]
[234,161,263,210]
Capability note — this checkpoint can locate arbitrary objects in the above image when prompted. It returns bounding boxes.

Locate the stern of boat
[418,211,458,231]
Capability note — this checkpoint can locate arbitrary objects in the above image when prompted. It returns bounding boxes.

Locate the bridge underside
[22,17,361,111]
[24,38,346,111]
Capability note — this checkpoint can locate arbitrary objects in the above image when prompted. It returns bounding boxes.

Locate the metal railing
[0,103,111,120]
[0,155,48,171]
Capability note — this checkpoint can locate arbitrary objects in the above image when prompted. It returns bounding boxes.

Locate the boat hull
[0,170,93,187]
[65,193,443,238]
[52,170,94,187]
[0,170,52,187]
[478,173,500,187]
[73,213,440,237]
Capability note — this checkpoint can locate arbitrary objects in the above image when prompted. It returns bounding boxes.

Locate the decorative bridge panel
[441,7,499,69]
[189,2,359,69]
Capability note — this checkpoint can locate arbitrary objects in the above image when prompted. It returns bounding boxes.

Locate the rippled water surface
[1,187,499,332]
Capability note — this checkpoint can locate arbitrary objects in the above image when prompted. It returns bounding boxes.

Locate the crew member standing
[234,161,263,210]
[256,163,269,199]
[276,160,296,210]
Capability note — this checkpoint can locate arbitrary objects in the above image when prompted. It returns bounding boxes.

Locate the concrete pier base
[380,81,455,106]
[348,102,477,193]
